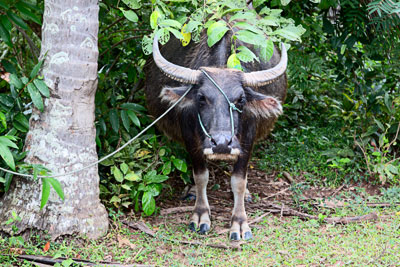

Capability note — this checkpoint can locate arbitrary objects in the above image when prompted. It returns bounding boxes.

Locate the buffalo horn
[243,43,287,87]
[153,34,201,84]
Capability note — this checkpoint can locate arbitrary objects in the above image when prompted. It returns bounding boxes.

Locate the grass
[255,119,367,186]
[1,199,400,266]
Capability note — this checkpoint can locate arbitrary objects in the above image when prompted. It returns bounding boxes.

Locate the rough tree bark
[0,0,109,239]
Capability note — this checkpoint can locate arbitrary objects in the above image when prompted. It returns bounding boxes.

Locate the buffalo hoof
[230,232,240,241]
[199,223,210,234]
[189,222,197,232]
[243,231,253,240]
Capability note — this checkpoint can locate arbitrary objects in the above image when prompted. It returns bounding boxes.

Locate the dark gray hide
[144,32,287,240]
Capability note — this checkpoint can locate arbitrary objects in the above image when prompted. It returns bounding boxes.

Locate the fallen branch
[263,188,290,200]
[123,221,156,237]
[12,255,147,267]
[264,202,379,224]
[160,206,193,216]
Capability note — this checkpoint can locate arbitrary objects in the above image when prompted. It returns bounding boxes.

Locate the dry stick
[329,184,345,197]
[265,202,379,224]
[14,255,144,267]
[123,220,231,250]
[263,187,290,200]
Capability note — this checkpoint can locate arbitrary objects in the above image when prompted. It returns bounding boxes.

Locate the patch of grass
[255,120,366,186]
[1,204,400,266]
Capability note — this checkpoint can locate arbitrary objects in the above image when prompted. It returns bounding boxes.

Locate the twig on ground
[160,206,193,216]
[330,184,345,197]
[282,171,294,184]
[13,255,145,267]
[123,221,156,237]
[263,187,290,200]
[263,201,379,224]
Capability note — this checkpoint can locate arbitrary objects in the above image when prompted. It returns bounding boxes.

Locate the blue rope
[198,69,242,139]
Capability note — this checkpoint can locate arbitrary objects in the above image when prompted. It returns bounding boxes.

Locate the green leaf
[120,103,146,111]
[9,74,23,89]
[259,39,274,62]
[184,20,202,33]
[110,195,121,203]
[142,192,156,215]
[0,136,18,149]
[226,53,242,70]
[272,25,306,42]
[0,111,6,130]
[374,118,384,131]
[27,83,44,111]
[126,110,140,127]
[120,8,138,23]
[167,27,184,40]
[46,177,65,201]
[0,143,15,170]
[109,109,119,133]
[159,19,182,29]
[30,59,44,79]
[4,173,12,192]
[121,184,131,191]
[237,46,259,63]
[40,178,50,209]
[1,15,12,32]
[13,113,29,132]
[0,21,12,47]
[122,0,141,9]
[0,0,9,10]
[235,30,265,45]
[144,170,169,183]
[150,10,160,29]
[233,21,264,35]
[207,21,229,47]
[120,110,131,131]
[125,172,141,181]
[229,11,257,23]
[172,158,187,172]
[281,0,291,5]
[7,11,28,30]
[253,0,268,8]
[15,2,41,25]
[33,79,50,97]
[112,166,124,182]
[120,162,129,174]
[162,161,172,175]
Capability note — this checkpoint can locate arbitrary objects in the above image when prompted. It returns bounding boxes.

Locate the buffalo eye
[235,95,246,108]
[198,94,207,107]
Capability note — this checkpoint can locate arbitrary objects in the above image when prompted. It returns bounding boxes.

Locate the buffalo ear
[160,86,194,108]
[244,88,283,118]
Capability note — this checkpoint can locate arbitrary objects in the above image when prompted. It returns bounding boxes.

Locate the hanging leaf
[142,192,156,215]
[40,178,50,210]
[15,2,41,25]
[30,59,45,79]
[0,21,11,47]
[122,0,141,9]
[27,83,44,111]
[207,21,229,47]
[121,110,131,131]
[33,79,50,97]
[13,113,29,132]
[0,142,15,170]
[172,158,187,172]
[120,8,138,23]
[109,109,120,133]
[237,46,259,63]
[227,53,242,70]
[6,11,28,30]
[46,177,65,201]
[112,166,124,182]
[126,109,140,127]
[150,10,160,29]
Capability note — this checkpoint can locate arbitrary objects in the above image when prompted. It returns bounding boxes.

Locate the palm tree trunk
[0,0,108,239]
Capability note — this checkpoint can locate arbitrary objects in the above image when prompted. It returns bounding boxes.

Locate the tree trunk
[0,0,108,239]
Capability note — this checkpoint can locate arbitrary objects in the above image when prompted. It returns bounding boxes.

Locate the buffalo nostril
[211,138,217,147]
[227,138,232,146]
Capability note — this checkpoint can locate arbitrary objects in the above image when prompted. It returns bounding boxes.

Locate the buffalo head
[152,35,286,161]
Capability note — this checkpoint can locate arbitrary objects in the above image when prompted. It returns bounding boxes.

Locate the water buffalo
[144,30,287,240]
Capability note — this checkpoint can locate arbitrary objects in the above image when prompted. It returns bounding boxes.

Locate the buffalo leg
[229,151,253,240]
[189,168,211,234]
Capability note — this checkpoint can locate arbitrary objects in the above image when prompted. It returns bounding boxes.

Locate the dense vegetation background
[0,0,399,216]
